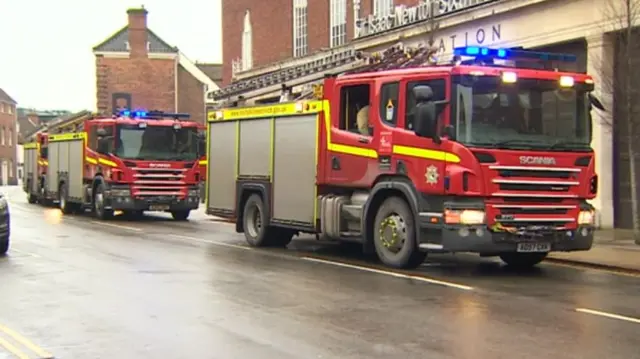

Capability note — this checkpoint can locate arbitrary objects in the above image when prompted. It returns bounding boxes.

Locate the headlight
[444,209,485,225]
[578,210,595,225]
[111,189,130,197]
[0,200,7,212]
[188,190,199,197]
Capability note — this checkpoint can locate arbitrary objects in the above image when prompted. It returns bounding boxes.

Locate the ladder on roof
[210,42,442,103]
[295,44,440,100]
[343,44,440,75]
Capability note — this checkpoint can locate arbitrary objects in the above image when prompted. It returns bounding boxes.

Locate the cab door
[393,75,451,195]
[325,80,377,187]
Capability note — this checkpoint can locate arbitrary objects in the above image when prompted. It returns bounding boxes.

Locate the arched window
[242,10,253,70]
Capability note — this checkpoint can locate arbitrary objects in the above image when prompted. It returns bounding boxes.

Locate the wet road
[0,186,639,358]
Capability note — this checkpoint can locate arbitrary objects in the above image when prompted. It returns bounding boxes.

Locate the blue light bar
[453,46,577,63]
[117,109,191,120]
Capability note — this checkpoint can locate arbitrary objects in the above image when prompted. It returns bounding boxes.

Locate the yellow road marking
[0,322,53,358]
[301,256,474,291]
[0,336,30,359]
[576,308,640,324]
[89,221,141,231]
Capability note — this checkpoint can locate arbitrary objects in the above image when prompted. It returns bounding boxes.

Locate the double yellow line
[0,322,53,358]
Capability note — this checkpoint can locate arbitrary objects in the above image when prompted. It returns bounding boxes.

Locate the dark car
[0,194,9,255]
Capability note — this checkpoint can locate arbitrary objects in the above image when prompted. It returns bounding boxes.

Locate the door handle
[331,156,341,170]
[358,137,370,144]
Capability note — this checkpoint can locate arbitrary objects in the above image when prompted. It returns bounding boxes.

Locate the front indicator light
[445,209,485,225]
[578,210,595,225]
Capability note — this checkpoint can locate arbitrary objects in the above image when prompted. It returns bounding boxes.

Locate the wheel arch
[361,175,420,254]
[235,181,271,233]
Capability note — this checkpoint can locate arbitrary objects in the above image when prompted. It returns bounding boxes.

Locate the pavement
[0,185,639,358]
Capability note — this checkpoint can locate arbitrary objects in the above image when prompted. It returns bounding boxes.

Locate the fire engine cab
[24,110,204,220]
[205,45,604,269]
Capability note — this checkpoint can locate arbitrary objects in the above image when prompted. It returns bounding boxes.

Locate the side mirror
[588,93,606,112]
[97,138,110,154]
[443,125,456,140]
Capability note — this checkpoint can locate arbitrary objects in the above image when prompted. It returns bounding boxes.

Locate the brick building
[0,89,17,185]
[93,7,222,124]
[222,0,430,84]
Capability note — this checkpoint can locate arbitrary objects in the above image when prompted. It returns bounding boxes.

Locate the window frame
[338,82,372,135]
[373,0,393,17]
[293,0,309,57]
[404,78,448,131]
[330,0,347,48]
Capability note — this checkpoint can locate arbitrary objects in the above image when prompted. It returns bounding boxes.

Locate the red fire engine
[23,110,205,220]
[204,45,604,269]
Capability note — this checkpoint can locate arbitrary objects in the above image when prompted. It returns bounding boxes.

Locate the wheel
[39,180,50,206]
[242,194,293,247]
[27,192,37,204]
[499,252,547,268]
[171,210,190,221]
[93,182,113,220]
[59,184,74,214]
[0,236,8,256]
[373,196,427,269]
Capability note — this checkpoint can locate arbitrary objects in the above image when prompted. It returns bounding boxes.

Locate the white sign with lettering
[355,0,499,38]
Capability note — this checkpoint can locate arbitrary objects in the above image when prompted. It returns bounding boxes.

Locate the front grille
[498,207,569,215]
[132,167,186,197]
[495,168,576,179]
[489,203,578,231]
[497,182,573,192]
[489,165,581,199]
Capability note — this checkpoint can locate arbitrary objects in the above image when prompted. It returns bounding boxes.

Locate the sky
[0,0,222,112]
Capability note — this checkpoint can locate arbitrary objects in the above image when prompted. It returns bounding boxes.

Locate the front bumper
[105,187,200,212]
[419,224,595,253]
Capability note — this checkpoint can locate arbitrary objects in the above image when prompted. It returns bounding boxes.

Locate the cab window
[405,79,446,130]
[339,84,371,136]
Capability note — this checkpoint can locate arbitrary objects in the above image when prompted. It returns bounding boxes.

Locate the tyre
[171,210,190,221]
[242,194,293,247]
[39,179,51,206]
[27,193,37,204]
[499,252,548,269]
[93,182,113,220]
[59,183,74,214]
[0,237,8,256]
[373,196,427,269]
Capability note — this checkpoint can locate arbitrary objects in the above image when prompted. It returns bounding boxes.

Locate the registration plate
[149,204,170,211]
[517,242,551,253]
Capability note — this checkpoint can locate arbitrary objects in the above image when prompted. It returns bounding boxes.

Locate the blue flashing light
[117,109,191,120]
[453,46,577,63]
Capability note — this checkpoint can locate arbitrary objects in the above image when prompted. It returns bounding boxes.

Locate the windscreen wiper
[546,140,590,150]
[488,139,539,148]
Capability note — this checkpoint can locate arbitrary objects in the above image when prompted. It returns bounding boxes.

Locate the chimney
[127,6,148,58]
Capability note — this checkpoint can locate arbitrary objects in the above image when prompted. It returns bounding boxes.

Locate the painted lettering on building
[356,0,500,38]
[434,24,502,54]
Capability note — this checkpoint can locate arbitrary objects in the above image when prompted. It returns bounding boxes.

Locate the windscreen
[452,75,592,151]
[115,125,199,161]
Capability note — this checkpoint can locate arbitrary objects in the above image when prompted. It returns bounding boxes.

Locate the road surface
[0,186,638,359]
